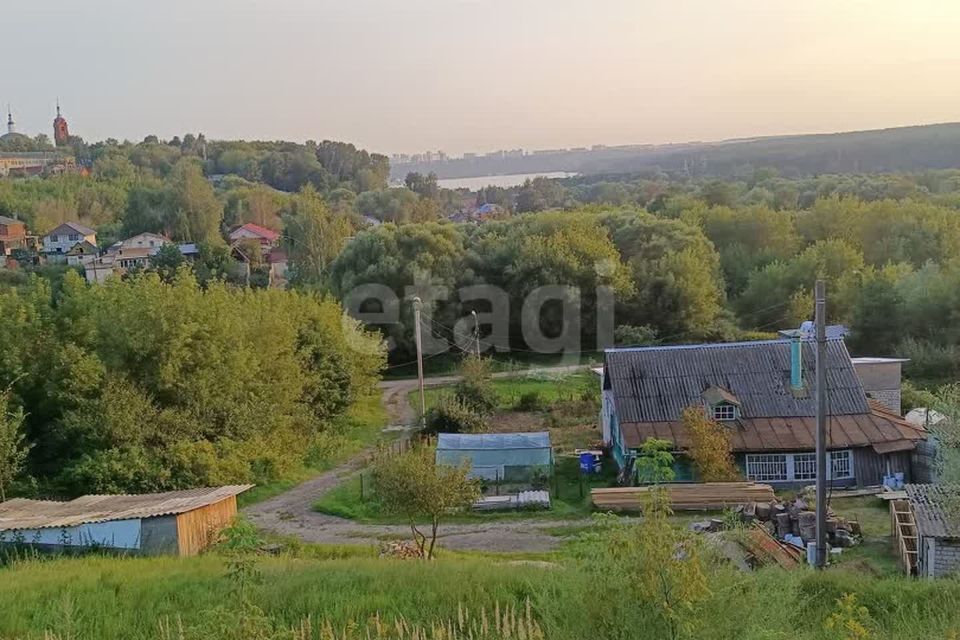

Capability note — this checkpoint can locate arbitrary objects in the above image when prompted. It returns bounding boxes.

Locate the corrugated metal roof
[906,484,960,539]
[437,432,551,451]
[605,339,868,423]
[0,485,253,532]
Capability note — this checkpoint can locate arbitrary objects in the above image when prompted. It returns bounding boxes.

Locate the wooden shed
[0,485,252,556]
[901,484,960,579]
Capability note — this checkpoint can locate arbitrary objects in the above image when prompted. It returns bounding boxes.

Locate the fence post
[360,473,364,502]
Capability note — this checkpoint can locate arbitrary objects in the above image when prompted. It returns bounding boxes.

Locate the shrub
[424,399,487,436]
[454,357,497,415]
[515,391,546,412]
[613,324,658,347]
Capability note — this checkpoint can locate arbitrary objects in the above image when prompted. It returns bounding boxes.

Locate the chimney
[790,334,803,392]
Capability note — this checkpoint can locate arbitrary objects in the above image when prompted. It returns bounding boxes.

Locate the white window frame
[712,403,738,421]
[830,450,854,480]
[745,449,855,483]
[745,454,788,482]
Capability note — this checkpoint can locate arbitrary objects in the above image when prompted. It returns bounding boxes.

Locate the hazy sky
[3,0,959,155]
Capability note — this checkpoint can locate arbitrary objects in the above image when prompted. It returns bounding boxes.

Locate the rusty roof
[620,402,925,453]
[604,339,868,423]
[0,485,253,532]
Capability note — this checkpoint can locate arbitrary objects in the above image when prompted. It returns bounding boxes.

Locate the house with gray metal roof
[601,337,925,486]
[0,485,252,555]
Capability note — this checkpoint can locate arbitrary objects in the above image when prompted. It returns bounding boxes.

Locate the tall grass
[3,552,960,639]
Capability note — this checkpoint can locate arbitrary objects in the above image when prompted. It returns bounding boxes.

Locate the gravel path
[243,366,593,553]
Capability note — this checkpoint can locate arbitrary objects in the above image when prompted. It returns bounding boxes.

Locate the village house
[84,232,170,283]
[228,223,287,285]
[228,222,279,251]
[41,221,97,263]
[0,485,251,556]
[0,215,28,257]
[600,336,926,487]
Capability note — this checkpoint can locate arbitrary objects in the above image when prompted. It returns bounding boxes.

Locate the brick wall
[867,389,902,415]
[934,539,960,577]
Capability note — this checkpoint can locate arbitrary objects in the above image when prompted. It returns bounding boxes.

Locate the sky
[3,0,960,156]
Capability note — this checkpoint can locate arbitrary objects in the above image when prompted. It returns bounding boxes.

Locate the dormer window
[712,403,738,421]
[702,384,741,421]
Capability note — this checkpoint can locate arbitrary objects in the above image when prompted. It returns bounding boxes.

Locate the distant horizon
[5,110,960,162]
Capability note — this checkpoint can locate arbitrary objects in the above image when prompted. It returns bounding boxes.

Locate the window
[50,235,58,242]
[830,450,853,480]
[68,234,79,241]
[793,453,817,481]
[712,403,738,421]
[746,450,855,482]
[745,454,787,482]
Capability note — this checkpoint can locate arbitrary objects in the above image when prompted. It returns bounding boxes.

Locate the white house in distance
[42,222,97,263]
[84,232,170,284]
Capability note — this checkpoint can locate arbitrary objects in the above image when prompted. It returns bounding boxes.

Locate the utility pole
[814,279,828,569]
[413,297,426,430]
[471,310,480,358]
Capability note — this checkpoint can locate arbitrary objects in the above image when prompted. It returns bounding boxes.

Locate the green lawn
[238,395,388,507]
[314,456,618,524]
[384,352,602,380]
[414,371,598,413]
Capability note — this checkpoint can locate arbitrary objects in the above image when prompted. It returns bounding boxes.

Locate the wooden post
[814,279,828,569]
[360,473,364,502]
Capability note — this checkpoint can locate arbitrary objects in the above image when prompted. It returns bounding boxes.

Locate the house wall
[853,448,912,486]
[174,496,239,556]
[852,360,903,414]
[43,231,95,255]
[928,538,960,578]
[0,519,142,550]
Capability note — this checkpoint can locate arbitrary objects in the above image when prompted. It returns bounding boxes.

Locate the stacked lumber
[744,523,803,569]
[591,482,776,511]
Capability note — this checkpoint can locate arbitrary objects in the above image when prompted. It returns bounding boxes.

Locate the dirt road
[243,365,593,553]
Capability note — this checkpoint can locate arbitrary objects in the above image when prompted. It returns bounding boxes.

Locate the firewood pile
[378,540,424,560]
[745,496,862,550]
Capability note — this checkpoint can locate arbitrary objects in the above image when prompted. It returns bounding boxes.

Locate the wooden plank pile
[591,482,776,511]
[744,523,803,569]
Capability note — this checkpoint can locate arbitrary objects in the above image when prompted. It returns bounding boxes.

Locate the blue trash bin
[579,452,599,474]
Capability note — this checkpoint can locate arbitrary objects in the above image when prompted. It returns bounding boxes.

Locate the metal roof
[604,339,869,423]
[905,484,960,539]
[0,485,253,532]
[46,221,96,237]
[436,432,551,451]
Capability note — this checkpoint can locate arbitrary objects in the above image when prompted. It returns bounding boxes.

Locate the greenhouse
[435,432,553,482]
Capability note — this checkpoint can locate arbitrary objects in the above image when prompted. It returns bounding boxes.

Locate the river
[436,171,577,190]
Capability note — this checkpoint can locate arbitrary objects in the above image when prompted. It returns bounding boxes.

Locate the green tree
[0,392,30,501]
[166,159,224,243]
[372,445,480,559]
[682,407,741,482]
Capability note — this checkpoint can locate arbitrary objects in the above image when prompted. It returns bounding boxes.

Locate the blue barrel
[579,452,598,474]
